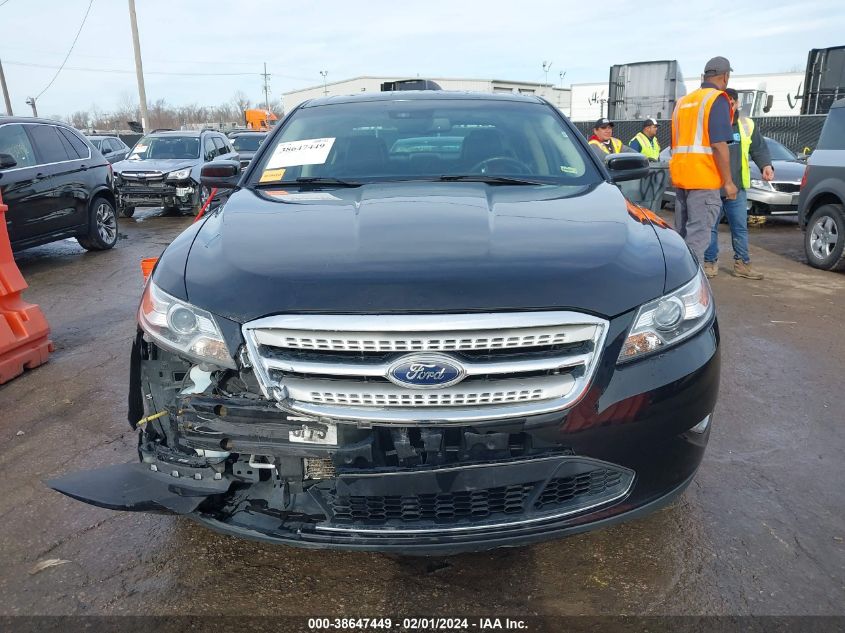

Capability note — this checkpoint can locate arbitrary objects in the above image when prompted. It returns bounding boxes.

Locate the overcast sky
[1,0,843,118]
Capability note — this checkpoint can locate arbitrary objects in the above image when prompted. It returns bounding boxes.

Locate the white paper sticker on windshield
[266,137,335,169]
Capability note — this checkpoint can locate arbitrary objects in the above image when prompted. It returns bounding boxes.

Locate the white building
[282,76,571,114]
[569,72,805,122]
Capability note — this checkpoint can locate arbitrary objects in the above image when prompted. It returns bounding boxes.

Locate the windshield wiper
[292,177,363,187]
[437,175,547,185]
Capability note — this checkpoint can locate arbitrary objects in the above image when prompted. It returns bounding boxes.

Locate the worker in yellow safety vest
[702,87,773,280]
[588,118,625,158]
[669,56,738,265]
[629,118,661,160]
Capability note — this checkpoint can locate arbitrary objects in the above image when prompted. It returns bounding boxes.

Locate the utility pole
[128,0,149,132]
[0,58,12,115]
[25,97,38,117]
[320,71,328,96]
[261,62,271,111]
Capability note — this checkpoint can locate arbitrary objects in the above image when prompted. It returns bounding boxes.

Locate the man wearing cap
[702,87,773,280]
[630,119,661,160]
[588,118,626,158]
[669,56,737,266]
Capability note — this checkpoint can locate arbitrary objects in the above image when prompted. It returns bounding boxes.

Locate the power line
[35,0,95,100]
[0,0,12,7]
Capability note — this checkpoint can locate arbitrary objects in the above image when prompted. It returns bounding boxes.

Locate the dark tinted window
[204,137,216,159]
[764,138,796,161]
[0,124,37,168]
[231,135,264,151]
[817,108,845,150]
[28,125,72,163]
[60,128,91,158]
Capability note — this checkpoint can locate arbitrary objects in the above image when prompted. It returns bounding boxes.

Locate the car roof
[229,131,267,136]
[832,98,845,110]
[87,135,120,140]
[0,116,76,126]
[301,90,546,108]
[146,130,204,137]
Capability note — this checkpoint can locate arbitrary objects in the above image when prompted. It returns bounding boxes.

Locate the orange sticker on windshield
[260,168,286,183]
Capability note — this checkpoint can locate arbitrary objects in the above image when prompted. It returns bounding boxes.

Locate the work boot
[733,260,763,280]
[703,261,718,278]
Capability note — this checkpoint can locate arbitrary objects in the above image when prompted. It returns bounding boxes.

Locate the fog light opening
[690,414,711,434]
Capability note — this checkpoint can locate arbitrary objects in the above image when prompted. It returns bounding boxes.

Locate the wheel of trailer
[78,196,119,251]
[804,204,845,271]
[120,205,135,218]
[192,185,212,216]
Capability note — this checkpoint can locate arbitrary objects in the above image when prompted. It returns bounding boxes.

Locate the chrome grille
[243,313,607,424]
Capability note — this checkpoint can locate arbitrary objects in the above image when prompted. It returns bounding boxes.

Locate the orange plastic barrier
[0,190,54,384]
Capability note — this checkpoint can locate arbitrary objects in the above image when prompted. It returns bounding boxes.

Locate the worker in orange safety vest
[669,56,738,265]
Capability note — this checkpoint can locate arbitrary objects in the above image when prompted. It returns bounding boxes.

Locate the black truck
[50,92,720,554]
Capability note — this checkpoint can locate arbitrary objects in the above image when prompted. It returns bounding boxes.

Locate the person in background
[702,87,773,280]
[669,56,737,266]
[629,118,661,160]
[588,118,625,158]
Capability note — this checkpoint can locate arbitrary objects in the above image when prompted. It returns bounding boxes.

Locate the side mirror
[0,153,17,169]
[763,94,774,113]
[102,146,112,155]
[200,160,241,189]
[605,153,650,182]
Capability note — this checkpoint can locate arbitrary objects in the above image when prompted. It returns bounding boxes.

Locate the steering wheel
[469,156,531,175]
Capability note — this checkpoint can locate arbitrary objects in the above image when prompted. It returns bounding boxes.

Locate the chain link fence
[572,115,828,154]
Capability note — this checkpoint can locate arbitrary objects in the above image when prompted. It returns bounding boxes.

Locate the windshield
[128,135,200,160]
[232,135,265,152]
[250,99,598,186]
[765,138,797,161]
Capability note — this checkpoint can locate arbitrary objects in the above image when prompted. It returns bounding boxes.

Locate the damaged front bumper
[117,178,198,211]
[48,319,718,554]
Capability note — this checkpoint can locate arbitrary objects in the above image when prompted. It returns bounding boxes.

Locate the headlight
[750,179,772,190]
[167,167,192,180]
[139,281,235,368]
[618,269,714,363]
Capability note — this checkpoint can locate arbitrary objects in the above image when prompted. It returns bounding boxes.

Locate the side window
[204,137,216,161]
[0,124,38,168]
[106,138,121,152]
[213,136,226,156]
[59,127,91,158]
[27,125,72,164]
[817,108,845,151]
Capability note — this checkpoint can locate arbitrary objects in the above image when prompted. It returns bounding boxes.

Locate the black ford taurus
[50,92,720,554]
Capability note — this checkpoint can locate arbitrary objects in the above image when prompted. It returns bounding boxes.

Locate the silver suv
[799,98,845,271]
[113,129,237,217]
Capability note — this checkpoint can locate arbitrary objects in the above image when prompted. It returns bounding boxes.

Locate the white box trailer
[608,60,686,120]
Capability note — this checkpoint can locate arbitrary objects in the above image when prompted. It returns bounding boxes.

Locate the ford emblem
[386,354,466,389]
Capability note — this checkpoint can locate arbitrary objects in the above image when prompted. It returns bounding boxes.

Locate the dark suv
[799,98,845,271]
[50,92,720,554]
[0,117,118,252]
[113,129,237,216]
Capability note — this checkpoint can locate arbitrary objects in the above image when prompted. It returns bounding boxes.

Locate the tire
[804,204,845,271]
[120,205,135,218]
[191,185,212,216]
[77,196,119,251]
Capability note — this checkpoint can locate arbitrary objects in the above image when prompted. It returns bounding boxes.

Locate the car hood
[749,159,805,182]
[114,158,197,174]
[175,182,671,322]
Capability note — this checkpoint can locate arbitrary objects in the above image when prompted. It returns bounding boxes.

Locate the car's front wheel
[191,185,212,216]
[805,203,845,271]
[78,196,119,251]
